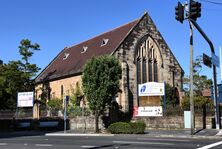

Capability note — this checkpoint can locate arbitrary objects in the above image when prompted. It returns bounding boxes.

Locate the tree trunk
[95,110,99,133]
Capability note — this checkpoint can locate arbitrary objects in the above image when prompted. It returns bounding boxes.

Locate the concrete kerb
[45,132,222,139]
[44,129,222,138]
[144,134,222,139]
[45,133,114,137]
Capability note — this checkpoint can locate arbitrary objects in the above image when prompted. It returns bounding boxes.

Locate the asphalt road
[0,134,222,149]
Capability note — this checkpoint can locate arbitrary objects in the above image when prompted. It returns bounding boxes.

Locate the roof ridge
[66,18,140,50]
[35,16,141,83]
[111,13,148,55]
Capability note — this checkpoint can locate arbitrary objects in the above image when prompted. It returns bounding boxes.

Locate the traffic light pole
[189,21,195,135]
[190,19,221,130]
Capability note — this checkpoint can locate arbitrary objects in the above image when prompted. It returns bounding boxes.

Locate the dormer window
[101,38,109,46]
[63,53,70,60]
[81,46,88,53]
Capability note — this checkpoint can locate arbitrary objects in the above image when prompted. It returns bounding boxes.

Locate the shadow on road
[0,130,52,139]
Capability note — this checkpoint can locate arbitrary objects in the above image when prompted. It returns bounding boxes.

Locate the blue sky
[0,0,222,80]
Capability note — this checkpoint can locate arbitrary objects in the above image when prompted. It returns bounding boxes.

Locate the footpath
[44,129,222,138]
[0,129,222,138]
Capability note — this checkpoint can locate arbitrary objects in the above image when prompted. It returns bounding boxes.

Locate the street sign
[211,53,220,67]
[203,53,212,68]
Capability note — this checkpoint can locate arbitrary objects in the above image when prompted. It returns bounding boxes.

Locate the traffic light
[175,2,184,23]
[203,53,212,68]
[190,0,201,21]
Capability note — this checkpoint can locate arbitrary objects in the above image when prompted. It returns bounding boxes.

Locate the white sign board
[138,82,165,96]
[136,106,163,117]
[17,92,34,107]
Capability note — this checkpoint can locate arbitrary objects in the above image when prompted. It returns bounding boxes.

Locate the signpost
[17,92,34,107]
[64,95,69,133]
[136,82,165,117]
[16,92,34,118]
[137,106,163,117]
[211,53,219,67]
[138,82,165,96]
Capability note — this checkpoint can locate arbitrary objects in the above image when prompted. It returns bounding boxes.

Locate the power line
[199,0,222,6]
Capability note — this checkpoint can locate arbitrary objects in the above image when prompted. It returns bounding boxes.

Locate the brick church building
[34,13,184,117]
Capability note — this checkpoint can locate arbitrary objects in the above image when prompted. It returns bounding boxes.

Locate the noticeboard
[134,106,163,117]
[17,92,34,107]
[138,82,165,96]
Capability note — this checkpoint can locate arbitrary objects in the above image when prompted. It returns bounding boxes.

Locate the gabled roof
[35,18,139,83]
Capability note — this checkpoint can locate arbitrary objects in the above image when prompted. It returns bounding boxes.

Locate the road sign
[211,53,219,67]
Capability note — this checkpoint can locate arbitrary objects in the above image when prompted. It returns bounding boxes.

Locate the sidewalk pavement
[45,129,222,138]
[1,129,221,138]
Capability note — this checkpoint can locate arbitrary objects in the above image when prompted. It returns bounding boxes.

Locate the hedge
[108,121,146,134]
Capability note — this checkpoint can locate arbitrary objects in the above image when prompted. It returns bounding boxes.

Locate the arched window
[137,58,141,84]
[61,85,64,99]
[136,36,159,84]
[148,59,152,82]
[142,58,147,83]
[154,59,158,82]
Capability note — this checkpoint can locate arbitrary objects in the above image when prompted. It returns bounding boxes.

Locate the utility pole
[220,46,222,83]
[175,0,221,132]
[190,20,221,130]
[189,21,195,135]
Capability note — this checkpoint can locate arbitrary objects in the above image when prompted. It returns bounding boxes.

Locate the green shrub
[47,98,63,111]
[67,105,91,117]
[108,122,131,134]
[108,121,146,134]
[130,121,146,134]
[181,95,213,110]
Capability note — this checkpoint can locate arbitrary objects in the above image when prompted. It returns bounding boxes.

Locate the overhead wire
[199,0,222,6]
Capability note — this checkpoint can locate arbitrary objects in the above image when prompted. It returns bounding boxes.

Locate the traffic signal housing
[175,2,184,23]
[190,0,201,21]
[203,53,212,68]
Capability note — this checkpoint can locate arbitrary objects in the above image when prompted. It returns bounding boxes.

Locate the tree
[18,39,40,90]
[82,55,122,132]
[164,83,179,106]
[70,82,83,106]
[0,39,40,109]
[183,55,212,96]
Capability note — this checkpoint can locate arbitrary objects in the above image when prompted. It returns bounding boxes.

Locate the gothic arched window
[136,37,159,84]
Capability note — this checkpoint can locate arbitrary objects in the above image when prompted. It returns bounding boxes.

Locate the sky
[0,0,222,80]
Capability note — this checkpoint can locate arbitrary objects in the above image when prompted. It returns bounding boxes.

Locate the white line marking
[81,145,97,148]
[0,143,8,146]
[113,141,174,146]
[35,144,53,147]
[197,141,222,149]
[137,138,190,142]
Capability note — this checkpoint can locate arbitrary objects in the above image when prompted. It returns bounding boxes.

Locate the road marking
[0,143,8,146]
[81,145,97,148]
[113,141,174,146]
[35,144,53,147]
[137,138,190,142]
[197,141,222,149]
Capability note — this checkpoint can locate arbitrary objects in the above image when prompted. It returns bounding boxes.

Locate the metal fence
[164,105,215,116]
[0,108,33,119]
[0,105,219,119]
